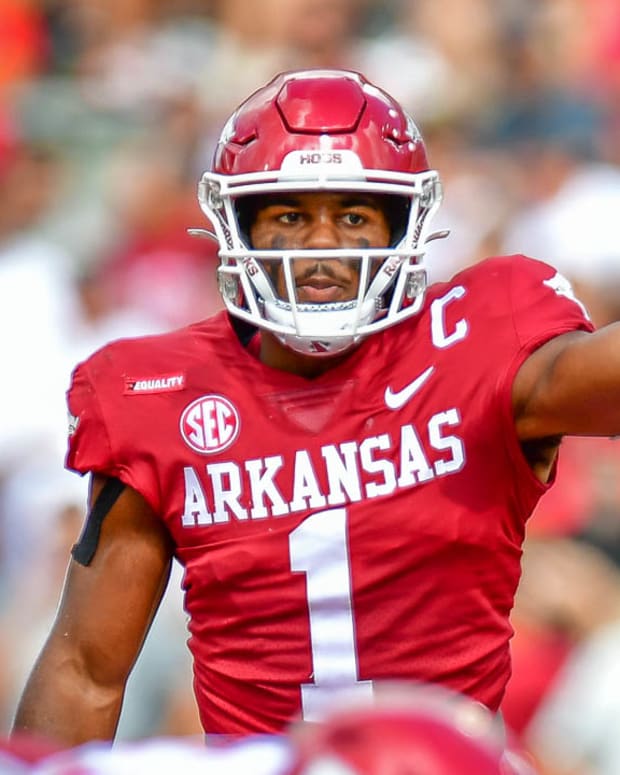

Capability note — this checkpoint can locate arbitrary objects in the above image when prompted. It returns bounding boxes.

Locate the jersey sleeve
[65,344,161,513]
[65,356,120,478]
[507,255,595,347]
[481,255,596,505]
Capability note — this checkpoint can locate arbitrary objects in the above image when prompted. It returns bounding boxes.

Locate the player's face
[249,192,392,303]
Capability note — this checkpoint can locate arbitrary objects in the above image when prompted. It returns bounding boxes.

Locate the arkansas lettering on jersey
[66,255,593,734]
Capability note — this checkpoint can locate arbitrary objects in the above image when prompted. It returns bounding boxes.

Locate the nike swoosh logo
[384,366,435,410]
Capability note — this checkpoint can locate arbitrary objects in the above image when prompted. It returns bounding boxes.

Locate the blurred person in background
[9,0,216,275]
[359,0,509,125]
[0,460,200,742]
[502,422,620,740]
[0,127,81,481]
[93,136,222,330]
[0,469,87,728]
[0,0,226,746]
[515,539,620,775]
[191,0,373,164]
[498,91,620,327]
[486,6,620,744]
[357,1,536,284]
[0,20,208,739]
[60,0,215,115]
[480,0,620,312]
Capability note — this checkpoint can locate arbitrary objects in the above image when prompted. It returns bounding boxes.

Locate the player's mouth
[296,277,350,302]
[294,264,356,303]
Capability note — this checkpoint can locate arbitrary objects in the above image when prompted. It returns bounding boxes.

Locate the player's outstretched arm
[11,475,174,747]
[514,322,620,440]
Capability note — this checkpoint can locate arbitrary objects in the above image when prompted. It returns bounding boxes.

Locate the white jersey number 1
[289,507,373,721]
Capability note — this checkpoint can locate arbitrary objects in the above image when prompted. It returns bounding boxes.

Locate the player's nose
[302,215,342,249]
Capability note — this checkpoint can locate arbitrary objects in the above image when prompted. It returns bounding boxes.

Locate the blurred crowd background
[1,1,620,773]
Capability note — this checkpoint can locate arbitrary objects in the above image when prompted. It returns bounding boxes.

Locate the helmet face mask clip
[195,69,444,356]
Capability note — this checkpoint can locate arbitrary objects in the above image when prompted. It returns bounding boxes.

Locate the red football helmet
[286,684,538,775]
[195,69,444,356]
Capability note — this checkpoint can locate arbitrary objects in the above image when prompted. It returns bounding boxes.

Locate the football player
[11,69,620,744]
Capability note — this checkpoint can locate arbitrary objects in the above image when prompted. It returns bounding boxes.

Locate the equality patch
[124,373,186,395]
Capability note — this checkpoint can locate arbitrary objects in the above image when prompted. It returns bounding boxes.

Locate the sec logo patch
[180,394,240,454]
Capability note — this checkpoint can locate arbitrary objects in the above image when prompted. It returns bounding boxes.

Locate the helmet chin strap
[263,297,378,356]
[278,331,359,357]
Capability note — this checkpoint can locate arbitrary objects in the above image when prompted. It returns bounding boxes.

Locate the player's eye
[278,211,302,224]
[342,212,365,226]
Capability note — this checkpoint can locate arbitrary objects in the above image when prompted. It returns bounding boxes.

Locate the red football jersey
[66,255,593,733]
